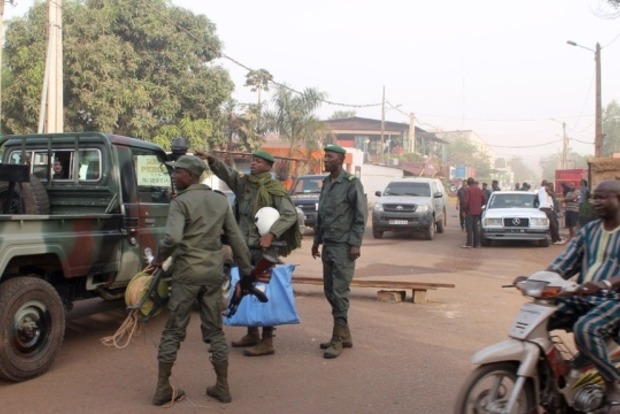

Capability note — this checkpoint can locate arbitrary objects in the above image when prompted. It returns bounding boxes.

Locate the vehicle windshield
[383,182,431,197]
[488,193,536,209]
[291,177,324,194]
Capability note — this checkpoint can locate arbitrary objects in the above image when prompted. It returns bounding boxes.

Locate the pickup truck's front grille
[383,204,416,213]
[503,218,529,227]
[297,204,316,214]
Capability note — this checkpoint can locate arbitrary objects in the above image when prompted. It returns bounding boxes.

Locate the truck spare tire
[0,174,49,214]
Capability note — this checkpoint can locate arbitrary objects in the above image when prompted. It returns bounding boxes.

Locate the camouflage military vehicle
[0,132,176,382]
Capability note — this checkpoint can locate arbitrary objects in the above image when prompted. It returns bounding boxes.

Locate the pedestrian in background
[195,149,301,357]
[462,177,484,249]
[311,144,366,359]
[538,180,564,245]
[481,182,491,205]
[456,179,467,231]
[491,180,501,192]
[564,181,580,240]
[153,155,253,406]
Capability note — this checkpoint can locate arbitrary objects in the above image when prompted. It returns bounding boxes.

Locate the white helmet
[255,207,280,236]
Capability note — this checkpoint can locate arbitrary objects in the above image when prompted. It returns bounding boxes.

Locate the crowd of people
[150,145,366,406]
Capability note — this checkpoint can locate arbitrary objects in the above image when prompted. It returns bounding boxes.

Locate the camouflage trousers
[321,243,355,326]
[157,281,228,364]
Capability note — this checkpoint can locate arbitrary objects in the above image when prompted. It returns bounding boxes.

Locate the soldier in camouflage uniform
[311,145,367,359]
[153,155,252,406]
[195,149,301,357]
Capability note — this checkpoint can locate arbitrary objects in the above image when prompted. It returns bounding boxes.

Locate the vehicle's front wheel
[424,223,434,240]
[480,237,490,247]
[454,362,536,414]
[0,276,65,382]
[539,238,550,247]
[372,227,383,239]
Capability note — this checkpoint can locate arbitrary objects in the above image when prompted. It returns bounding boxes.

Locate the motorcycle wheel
[454,362,536,414]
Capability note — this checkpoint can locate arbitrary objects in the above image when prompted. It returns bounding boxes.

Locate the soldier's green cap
[324,144,346,154]
[165,155,206,176]
[252,150,275,163]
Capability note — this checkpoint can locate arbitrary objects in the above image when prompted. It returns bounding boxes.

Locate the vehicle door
[430,181,442,220]
[113,146,173,285]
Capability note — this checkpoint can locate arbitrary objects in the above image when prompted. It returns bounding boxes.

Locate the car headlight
[530,217,549,226]
[374,203,384,212]
[315,202,319,211]
[483,218,503,226]
[416,204,430,212]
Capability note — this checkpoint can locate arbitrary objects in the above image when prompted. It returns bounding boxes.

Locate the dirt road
[0,206,568,413]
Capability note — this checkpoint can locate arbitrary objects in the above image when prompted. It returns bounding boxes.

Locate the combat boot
[324,324,347,359]
[243,327,275,356]
[231,327,260,347]
[152,362,185,406]
[320,323,353,349]
[206,359,232,403]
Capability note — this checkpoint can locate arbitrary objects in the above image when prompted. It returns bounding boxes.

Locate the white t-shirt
[537,187,553,209]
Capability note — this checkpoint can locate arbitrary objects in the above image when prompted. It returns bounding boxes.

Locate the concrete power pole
[380,85,385,164]
[562,122,568,169]
[39,0,63,133]
[408,112,416,154]
[595,42,602,157]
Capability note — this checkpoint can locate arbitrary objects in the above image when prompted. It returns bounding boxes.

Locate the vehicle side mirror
[433,191,443,198]
[375,191,382,197]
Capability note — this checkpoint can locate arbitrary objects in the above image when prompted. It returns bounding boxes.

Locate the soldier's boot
[243,327,275,356]
[323,324,347,359]
[206,359,232,403]
[231,327,260,347]
[152,362,185,406]
[320,323,353,349]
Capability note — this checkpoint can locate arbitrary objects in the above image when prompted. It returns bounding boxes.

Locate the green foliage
[602,100,620,156]
[446,137,492,178]
[508,157,536,183]
[539,152,590,181]
[329,110,356,119]
[3,0,233,148]
[263,85,327,156]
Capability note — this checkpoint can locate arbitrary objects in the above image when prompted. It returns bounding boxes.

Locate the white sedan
[480,191,550,247]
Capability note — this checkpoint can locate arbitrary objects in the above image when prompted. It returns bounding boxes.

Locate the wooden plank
[292,276,455,290]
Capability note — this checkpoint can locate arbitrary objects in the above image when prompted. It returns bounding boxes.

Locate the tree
[602,100,620,156]
[507,157,536,184]
[329,110,356,119]
[3,0,233,151]
[244,69,273,133]
[220,99,262,151]
[446,137,492,180]
[539,152,589,181]
[263,85,327,157]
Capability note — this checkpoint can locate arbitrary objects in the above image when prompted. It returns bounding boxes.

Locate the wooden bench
[292,276,455,304]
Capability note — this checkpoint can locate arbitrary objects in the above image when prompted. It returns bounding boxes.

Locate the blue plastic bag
[224,263,301,327]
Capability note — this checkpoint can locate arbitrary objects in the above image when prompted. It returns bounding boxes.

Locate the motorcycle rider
[519,179,620,413]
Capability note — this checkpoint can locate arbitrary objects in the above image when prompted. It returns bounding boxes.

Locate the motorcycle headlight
[416,204,429,212]
[374,203,384,212]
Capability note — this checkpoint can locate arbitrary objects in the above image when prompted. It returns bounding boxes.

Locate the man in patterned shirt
[545,180,620,411]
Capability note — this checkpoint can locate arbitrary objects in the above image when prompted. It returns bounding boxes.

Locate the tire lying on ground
[0,174,49,214]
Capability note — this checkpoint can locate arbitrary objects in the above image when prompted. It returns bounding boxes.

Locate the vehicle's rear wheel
[0,175,49,214]
[0,276,65,382]
[372,227,383,239]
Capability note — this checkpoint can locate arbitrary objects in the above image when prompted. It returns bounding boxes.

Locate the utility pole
[39,0,64,133]
[561,121,568,169]
[380,85,385,164]
[595,42,602,157]
[408,112,416,153]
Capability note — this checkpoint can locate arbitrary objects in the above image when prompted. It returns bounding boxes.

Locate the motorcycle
[454,270,620,414]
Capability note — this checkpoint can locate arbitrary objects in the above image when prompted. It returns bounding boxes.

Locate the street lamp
[550,118,568,169]
[567,40,602,157]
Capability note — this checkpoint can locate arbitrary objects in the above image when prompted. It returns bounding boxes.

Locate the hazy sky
[7,0,620,163]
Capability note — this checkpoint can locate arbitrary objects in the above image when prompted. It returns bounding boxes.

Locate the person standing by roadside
[195,149,301,357]
[462,177,484,248]
[481,182,491,205]
[538,180,564,245]
[456,179,468,231]
[564,181,581,240]
[152,155,253,406]
[491,180,501,192]
[311,145,366,359]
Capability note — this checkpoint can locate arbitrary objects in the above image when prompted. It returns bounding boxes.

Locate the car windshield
[384,182,431,197]
[489,193,536,209]
[291,177,324,194]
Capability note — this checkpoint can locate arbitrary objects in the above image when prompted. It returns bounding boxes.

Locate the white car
[480,191,550,247]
